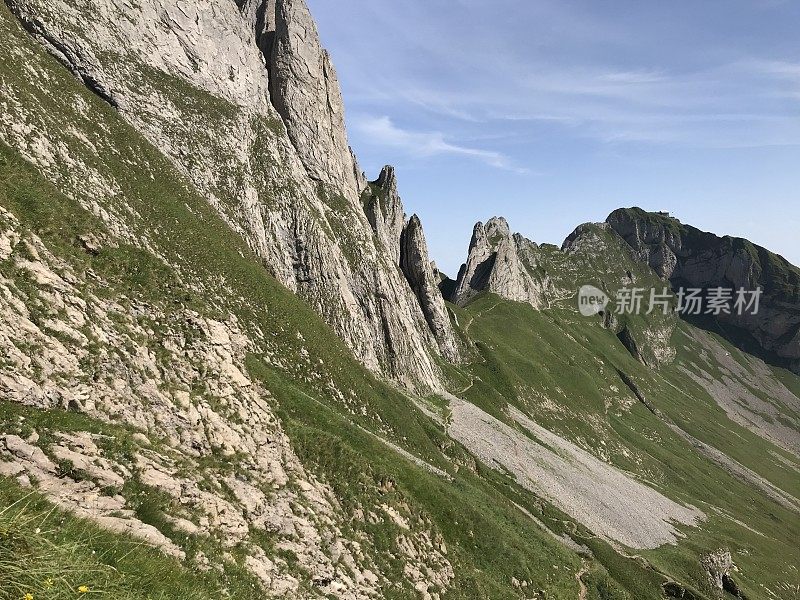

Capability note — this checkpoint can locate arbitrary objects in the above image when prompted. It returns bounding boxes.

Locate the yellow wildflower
[23,594,34,600]
[77,585,90,594]
[44,579,54,589]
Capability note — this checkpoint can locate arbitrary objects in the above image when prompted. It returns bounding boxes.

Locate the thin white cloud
[353,116,529,173]
[600,70,668,84]
[748,60,800,78]
[739,60,800,101]
[351,58,800,148]
[312,0,800,148]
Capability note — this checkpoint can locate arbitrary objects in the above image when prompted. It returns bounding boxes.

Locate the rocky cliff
[608,208,800,374]
[449,217,550,308]
[361,166,462,362]
[1,0,453,392]
[255,0,366,200]
[363,166,405,265]
[400,215,462,362]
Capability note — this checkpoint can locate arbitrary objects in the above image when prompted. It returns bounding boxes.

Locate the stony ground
[680,328,800,458]
[446,395,702,550]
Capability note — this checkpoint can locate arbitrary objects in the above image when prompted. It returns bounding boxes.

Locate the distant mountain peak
[450,217,549,308]
[608,207,800,374]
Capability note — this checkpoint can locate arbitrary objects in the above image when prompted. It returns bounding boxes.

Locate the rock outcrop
[450,217,549,308]
[608,208,800,374]
[0,201,454,596]
[361,166,462,362]
[3,1,800,597]
[701,549,745,598]
[263,0,365,199]
[363,166,405,264]
[401,215,462,362]
[1,0,451,392]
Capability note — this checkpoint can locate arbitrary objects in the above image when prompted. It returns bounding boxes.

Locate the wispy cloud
[740,59,800,100]
[348,58,800,149]
[353,116,529,173]
[314,0,800,150]
[747,60,800,78]
[308,0,800,273]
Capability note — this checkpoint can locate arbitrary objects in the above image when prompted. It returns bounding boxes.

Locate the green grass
[0,7,592,597]
[249,361,585,599]
[451,292,800,599]
[0,479,264,600]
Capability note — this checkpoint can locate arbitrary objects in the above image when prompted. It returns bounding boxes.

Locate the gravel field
[446,395,703,549]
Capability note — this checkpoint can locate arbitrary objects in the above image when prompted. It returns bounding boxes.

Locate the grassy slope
[2,5,797,599]
[451,291,800,600]
[0,476,267,600]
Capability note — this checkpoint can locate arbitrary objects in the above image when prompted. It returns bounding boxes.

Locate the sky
[307,0,800,276]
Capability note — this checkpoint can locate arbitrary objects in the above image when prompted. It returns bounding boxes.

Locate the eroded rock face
[263,0,364,200]
[701,549,745,598]
[2,0,450,392]
[608,208,800,374]
[401,215,462,362]
[0,205,454,597]
[364,166,405,265]
[360,168,461,362]
[450,217,549,308]
[236,0,277,57]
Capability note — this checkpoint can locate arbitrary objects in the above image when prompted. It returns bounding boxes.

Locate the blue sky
[307,0,800,275]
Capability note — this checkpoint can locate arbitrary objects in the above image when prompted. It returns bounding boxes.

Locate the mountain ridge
[3,0,458,393]
[608,207,800,374]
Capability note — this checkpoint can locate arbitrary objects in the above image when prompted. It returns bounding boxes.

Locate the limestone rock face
[608,208,800,374]
[0,203,453,594]
[700,549,741,596]
[2,0,450,392]
[605,210,683,279]
[364,166,406,265]
[361,167,461,362]
[265,0,363,199]
[401,215,462,362]
[450,217,549,308]
[236,0,276,56]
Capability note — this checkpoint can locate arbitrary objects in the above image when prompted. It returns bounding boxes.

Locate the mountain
[3,0,459,393]
[607,207,800,375]
[449,217,551,308]
[1,1,799,599]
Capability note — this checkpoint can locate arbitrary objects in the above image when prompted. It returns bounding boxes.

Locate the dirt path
[463,300,502,335]
[576,560,589,600]
[459,378,476,395]
[297,388,452,481]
